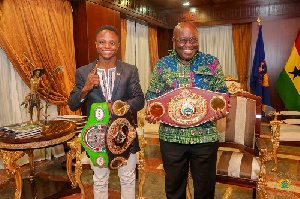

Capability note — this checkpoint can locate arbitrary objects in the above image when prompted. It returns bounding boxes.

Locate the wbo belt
[147,87,229,128]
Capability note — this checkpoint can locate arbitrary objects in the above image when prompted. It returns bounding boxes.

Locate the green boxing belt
[81,102,109,167]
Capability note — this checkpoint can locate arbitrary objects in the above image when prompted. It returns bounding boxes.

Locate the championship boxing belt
[147,87,229,128]
[81,103,109,167]
[106,100,136,169]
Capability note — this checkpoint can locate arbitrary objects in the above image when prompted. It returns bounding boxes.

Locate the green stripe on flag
[276,70,300,111]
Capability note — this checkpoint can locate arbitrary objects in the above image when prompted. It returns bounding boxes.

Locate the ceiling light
[183,1,190,6]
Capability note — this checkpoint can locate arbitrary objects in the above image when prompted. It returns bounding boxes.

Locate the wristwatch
[81,102,110,167]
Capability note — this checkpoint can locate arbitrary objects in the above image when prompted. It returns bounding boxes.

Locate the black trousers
[160,139,219,199]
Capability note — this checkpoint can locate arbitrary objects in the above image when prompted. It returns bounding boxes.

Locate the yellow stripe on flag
[284,44,300,94]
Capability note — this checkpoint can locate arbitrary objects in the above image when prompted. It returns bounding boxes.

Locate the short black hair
[96,25,119,37]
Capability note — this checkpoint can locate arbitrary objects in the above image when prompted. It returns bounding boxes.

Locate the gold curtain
[120,18,127,62]
[232,23,252,91]
[0,0,76,115]
[148,26,159,71]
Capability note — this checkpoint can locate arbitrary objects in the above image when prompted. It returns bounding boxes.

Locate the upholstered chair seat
[216,150,260,181]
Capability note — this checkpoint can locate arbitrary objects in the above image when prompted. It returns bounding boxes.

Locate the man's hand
[84,67,100,91]
[211,104,231,121]
[144,106,159,124]
[81,67,99,99]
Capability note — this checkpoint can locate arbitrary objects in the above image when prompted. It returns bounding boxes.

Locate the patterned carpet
[60,137,300,199]
[0,124,299,199]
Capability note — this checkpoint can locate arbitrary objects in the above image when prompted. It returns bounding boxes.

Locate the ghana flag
[276,29,300,111]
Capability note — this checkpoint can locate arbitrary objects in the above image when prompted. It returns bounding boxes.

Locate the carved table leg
[0,149,25,199]
[257,148,271,199]
[67,137,85,199]
[26,150,35,179]
[138,135,147,199]
[25,150,37,198]
[272,146,278,172]
[270,120,282,172]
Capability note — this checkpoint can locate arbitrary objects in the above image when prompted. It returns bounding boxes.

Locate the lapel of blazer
[88,60,106,101]
[112,60,122,101]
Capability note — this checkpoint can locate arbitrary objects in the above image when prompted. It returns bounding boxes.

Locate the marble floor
[0,123,299,199]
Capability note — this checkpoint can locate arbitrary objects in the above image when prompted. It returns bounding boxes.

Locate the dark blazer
[68,59,145,115]
[68,59,145,152]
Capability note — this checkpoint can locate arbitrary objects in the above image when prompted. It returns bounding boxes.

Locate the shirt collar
[170,49,201,66]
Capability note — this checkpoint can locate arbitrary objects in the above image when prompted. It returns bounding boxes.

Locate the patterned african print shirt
[145,50,228,144]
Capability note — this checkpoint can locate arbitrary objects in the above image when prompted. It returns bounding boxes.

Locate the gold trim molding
[0,131,76,149]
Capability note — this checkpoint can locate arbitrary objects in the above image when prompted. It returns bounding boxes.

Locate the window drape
[125,20,136,66]
[125,20,151,94]
[148,27,159,71]
[232,23,252,91]
[197,25,238,79]
[0,0,76,115]
[135,23,151,94]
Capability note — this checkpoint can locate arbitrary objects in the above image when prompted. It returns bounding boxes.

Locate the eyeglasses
[176,37,198,46]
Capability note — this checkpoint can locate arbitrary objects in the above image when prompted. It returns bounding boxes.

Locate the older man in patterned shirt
[145,22,229,199]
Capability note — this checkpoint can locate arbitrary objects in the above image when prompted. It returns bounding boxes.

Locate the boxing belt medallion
[81,103,109,167]
[106,100,136,169]
[147,87,229,128]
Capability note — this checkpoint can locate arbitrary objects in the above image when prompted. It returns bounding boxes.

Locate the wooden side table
[0,120,84,199]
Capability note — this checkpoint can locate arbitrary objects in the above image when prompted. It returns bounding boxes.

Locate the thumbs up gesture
[81,67,100,99]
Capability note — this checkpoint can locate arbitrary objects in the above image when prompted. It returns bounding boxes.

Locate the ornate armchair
[269,111,300,171]
[185,86,270,198]
[216,91,264,198]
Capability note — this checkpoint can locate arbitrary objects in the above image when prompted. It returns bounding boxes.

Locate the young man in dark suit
[68,25,144,199]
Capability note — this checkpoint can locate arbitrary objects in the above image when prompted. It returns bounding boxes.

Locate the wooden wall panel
[157,27,173,58]
[86,2,121,62]
[71,1,121,68]
[71,1,89,68]
[251,17,300,111]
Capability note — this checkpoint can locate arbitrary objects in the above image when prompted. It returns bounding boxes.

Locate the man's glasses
[176,37,198,46]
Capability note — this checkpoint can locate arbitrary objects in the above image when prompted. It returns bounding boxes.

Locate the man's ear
[172,38,175,49]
